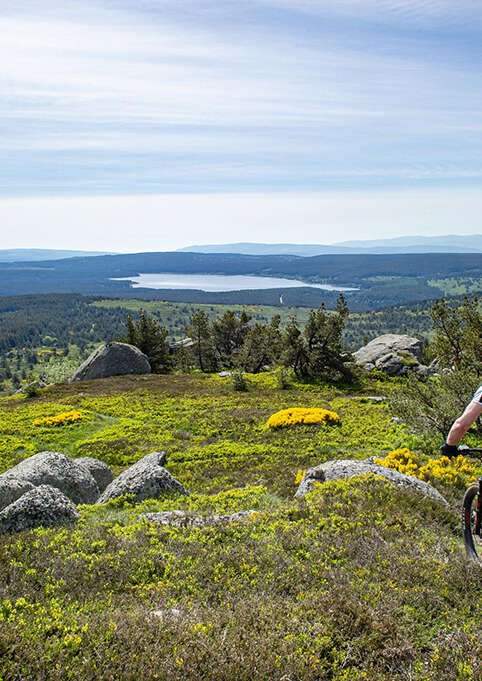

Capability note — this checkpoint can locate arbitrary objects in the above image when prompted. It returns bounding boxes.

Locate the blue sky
[1,0,482,249]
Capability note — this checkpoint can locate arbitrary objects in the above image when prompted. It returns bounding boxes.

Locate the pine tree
[119,311,172,373]
[186,310,217,372]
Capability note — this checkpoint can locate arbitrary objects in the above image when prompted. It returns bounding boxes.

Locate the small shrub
[231,369,248,392]
[294,468,306,485]
[24,383,41,399]
[33,410,84,427]
[276,367,291,390]
[267,407,340,429]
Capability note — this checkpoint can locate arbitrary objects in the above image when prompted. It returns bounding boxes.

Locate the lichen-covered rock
[138,509,255,527]
[295,458,447,506]
[0,485,80,534]
[97,451,186,504]
[4,452,99,505]
[75,457,113,493]
[0,476,35,512]
[354,334,423,367]
[72,342,151,382]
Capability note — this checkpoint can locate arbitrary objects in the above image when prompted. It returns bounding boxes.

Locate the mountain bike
[460,447,482,562]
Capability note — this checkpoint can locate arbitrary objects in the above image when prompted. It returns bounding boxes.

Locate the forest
[0,291,471,394]
[1,251,482,310]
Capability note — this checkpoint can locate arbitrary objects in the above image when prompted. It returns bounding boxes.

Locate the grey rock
[0,485,80,534]
[375,352,407,376]
[295,458,447,506]
[138,509,255,527]
[390,417,402,424]
[15,380,47,395]
[169,337,195,351]
[97,451,186,504]
[0,476,35,511]
[362,362,375,371]
[412,364,431,378]
[3,452,99,505]
[149,608,184,621]
[75,457,113,493]
[218,371,231,377]
[354,334,423,365]
[72,342,151,382]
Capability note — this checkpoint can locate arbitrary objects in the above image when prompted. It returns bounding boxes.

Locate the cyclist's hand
[439,442,459,458]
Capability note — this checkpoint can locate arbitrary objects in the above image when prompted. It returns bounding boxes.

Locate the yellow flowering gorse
[33,411,84,427]
[267,407,340,429]
[294,468,306,485]
[374,447,479,488]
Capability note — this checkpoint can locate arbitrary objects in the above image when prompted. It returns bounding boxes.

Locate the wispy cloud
[0,0,481,199]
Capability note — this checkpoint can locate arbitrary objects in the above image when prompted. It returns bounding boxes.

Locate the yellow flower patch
[267,407,340,429]
[374,448,419,477]
[294,468,306,485]
[33,411,84,427]
[375,448,480,489]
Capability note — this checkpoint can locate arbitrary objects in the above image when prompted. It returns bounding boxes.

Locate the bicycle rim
[462,484,481,562]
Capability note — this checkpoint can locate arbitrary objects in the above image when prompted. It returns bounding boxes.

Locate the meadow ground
[0,373,481,680]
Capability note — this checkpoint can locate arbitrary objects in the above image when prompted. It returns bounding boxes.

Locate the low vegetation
[0,368,481,680]
[1,286,482,679]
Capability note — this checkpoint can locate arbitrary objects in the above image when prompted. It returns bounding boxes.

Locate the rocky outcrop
[97,451,188,504]
[3,452,100,505]
[353,334,426,376]
[0,485,80,534]
[295,458,447,506]
[354,334,423,365]
[138,509,255,527]
[72,342,151,382]
[0,476,35,512]
[76,457,113,493]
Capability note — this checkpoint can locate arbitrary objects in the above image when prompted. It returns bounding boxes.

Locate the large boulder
[72,342,151,382]
[75,457,113,493]
[0,485,80,534]
[2,452,100,505]
[0,476,35,512]
[97,451,188,504]
[295,458,447,506]
[354,334,423,372]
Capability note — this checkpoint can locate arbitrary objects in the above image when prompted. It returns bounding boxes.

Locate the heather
[0,373,481,680]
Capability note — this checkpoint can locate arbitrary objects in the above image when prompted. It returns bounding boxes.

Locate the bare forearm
[446,420,469,446]
[446,401,482,446]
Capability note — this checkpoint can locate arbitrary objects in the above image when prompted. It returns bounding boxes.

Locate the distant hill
[0,249,114,262]
[177,234,482,256]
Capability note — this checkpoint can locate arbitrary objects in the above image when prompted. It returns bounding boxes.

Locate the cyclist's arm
[446,400,482,446]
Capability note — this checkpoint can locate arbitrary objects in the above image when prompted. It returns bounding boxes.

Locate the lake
[112,273,357,292]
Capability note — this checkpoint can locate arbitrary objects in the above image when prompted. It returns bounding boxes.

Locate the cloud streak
[0,0,481,246]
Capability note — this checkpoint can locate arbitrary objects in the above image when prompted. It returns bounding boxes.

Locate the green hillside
[1,373,481,680]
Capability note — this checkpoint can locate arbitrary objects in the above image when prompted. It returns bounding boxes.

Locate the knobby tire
[462,484,480,562]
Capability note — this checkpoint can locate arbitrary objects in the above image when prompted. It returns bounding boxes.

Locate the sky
[1,0,482,250]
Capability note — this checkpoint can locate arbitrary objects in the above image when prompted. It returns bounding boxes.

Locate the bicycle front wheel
[462,484,481,562]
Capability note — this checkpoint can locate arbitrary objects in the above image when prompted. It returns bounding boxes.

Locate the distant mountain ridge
[0,249,114,263]
[177,235,482,256]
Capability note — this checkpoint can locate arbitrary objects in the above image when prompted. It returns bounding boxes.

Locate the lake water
[112,273,357,292]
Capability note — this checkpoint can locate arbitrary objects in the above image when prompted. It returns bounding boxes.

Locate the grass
[0,373,481,680]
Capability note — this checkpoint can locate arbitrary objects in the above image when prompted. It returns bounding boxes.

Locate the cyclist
[439,385,482,456]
